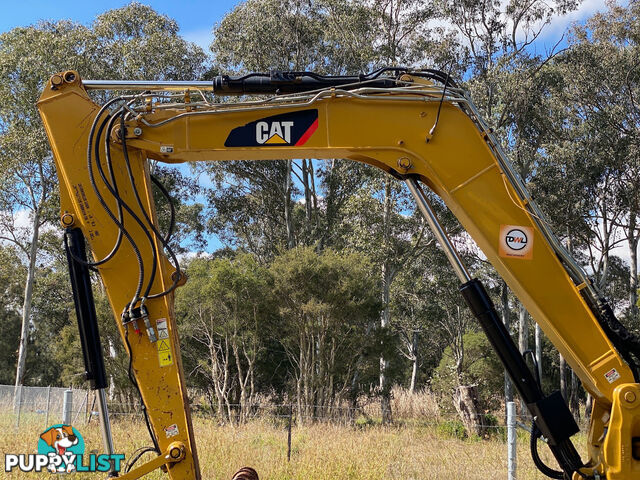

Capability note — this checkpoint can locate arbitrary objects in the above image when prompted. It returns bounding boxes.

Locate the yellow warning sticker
[157,339,173,367]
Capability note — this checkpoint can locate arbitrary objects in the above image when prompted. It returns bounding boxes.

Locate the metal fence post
[45,386,51,428]
[507,401,517,480]
[62,389,73,425]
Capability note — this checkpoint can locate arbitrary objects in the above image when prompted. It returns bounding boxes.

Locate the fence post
[45,386,51,428]
[73,390,88,425]
[507,401,516,480]
[14,385,22,433]
[62,389,73,425]
[287,404,293,462]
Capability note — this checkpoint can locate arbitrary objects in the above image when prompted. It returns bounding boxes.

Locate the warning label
[164,424,179,438]
[157,338,173,367]
[605,368,621,384]
[156,318,169,339]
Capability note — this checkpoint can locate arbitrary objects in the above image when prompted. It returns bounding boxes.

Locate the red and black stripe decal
[225,109,318,147]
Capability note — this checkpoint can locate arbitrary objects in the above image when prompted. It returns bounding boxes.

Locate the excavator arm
[37,69,640,479]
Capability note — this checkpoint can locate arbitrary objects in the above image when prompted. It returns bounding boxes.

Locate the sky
[0,0,621,53]
[0,0,241,51]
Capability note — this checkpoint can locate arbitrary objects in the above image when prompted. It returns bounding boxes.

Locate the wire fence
[1,383,531,433]
[2,386,538,478]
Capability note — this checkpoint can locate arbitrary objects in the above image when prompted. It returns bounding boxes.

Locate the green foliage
[431,331,504,412]
[270,247,381,401]
[435,419,466,439]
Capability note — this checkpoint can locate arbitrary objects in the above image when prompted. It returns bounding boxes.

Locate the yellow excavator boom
[37,69,640,479]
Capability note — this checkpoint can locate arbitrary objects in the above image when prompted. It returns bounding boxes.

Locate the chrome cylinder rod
[96,389,116,471]
[405,177,471,283]
[82,80,213,91]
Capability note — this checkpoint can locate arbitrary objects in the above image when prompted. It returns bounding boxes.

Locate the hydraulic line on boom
[38,68,640,480]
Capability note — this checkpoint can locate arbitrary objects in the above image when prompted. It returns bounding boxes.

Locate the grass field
[0,411,578,479]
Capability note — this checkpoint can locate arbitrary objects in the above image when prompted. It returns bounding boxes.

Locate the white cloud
[540,0,627,44]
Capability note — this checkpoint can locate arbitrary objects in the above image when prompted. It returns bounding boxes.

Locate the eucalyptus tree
[270,247,380,420]
[0,3,207,403]
[177,254,274,423]
[0,20,98,404]
[552,3,640,322]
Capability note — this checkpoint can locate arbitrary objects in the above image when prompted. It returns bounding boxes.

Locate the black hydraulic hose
[150,173,175,244]
[124,326,160,454]
[108,111,157,301]
[95,108,150,308]
[119,116,182,300]
[87,102,146,310]
[211,67,457,95]
[530,424,564,479]
[70,97,126,268]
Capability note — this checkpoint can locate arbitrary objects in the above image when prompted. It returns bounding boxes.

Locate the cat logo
[256,121,294,144]
[225,109,318,147]
[499,224,534,260]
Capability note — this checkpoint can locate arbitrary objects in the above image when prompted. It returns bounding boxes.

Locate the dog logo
[38,424,84,473]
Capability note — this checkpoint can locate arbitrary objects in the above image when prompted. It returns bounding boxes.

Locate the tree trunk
[14,211,40,410]
[454,385,485,438]
[516,303,529,416]
[379,176,393,425]
[284,160,295,249]
[559,353,567,401]
[569,370,580,424]
[628,231,639,323]
[409,331,418,394]
[518,303,528,353]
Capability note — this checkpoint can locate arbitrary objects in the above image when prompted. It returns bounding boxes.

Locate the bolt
[397,157,412,171]
[51,75,64,87]
[133,127,142,136]
[61,213,74,227]
[625,391,637,404]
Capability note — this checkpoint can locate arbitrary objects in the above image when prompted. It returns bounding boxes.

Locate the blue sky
[0,0,242,51]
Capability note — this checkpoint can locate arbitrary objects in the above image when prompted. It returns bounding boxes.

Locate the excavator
[36,68,640,480]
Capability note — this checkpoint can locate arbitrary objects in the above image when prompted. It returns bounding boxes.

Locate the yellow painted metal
[603,384,640,478]
[38,74,199,480]
[118,442,185,480]
[37,71,640,479]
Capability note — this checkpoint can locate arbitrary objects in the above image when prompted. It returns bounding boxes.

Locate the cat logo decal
[225,109,318,147]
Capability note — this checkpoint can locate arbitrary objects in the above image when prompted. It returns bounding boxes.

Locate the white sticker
[499,224,534,260]
[165,424,179,438]
[156,318,169,339]
[605,368,621,384]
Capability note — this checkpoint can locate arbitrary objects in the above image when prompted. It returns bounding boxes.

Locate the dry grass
[0,411,581,480]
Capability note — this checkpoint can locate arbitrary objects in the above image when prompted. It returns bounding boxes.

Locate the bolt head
[625,391,637,403]
[133,127,142,136]
[61,213,74,227]
[397,157,412,171]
